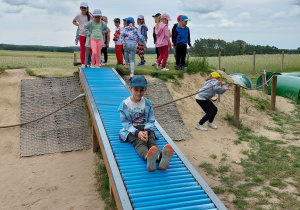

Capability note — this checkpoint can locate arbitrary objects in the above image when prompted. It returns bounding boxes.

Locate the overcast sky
[0,0,299,49]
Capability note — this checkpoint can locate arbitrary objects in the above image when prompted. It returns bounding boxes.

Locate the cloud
[178,0,223,13]
[201,11,226,19]
[4,7,23,13]
[238,12,251,20]
[219,19,236,28]
[291,0,300,6]
[269,11,288,19]
[290,5,300,16]
[2,0,76,15]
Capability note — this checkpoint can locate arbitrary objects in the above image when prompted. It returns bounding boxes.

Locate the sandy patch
[165,72,298,208]
[0,69,104,209]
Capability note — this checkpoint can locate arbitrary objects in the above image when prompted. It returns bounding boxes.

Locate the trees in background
[190,38,299,56]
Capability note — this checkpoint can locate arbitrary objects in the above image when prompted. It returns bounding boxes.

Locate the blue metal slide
[79,67,227,210]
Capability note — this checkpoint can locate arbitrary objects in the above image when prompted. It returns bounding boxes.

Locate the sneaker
[154,62,159,70]
[137,62,145,66]
[90,65,95,68]
[95,65,100,68]
[195,123,208,131]
[175,65,180,70]
[86,65,90,68]
[208,122,218,129]
[116,63,123,65]
[159,144,174,170]
[130,73,134,78]
[146,146,160,171]
[81,64,86,68]
[124,64,129,69]
[161,68,169,71]
[180,66,185,70]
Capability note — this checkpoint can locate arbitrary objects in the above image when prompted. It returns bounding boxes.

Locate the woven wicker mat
[20,77,91,157]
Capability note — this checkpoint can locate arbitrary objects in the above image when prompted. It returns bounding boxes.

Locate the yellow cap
[210,72,222,81]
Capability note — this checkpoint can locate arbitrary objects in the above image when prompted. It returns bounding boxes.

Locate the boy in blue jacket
[174,15,192,70]
[118,75,174,171]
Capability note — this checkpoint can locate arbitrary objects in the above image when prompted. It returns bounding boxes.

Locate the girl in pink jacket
[154,13,172,71]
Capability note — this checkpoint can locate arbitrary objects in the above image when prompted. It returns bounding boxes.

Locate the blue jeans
[124,42,137,73]
[196,99,218,125]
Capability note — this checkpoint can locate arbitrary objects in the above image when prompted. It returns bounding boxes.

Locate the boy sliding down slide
[118,75,174,171]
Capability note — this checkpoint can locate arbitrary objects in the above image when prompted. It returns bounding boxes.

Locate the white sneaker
[81,64,86,68]
[161,68,169,71]
[195,124,208,131]
[208,122,218,129]
[90,65,95,68]
[154,62,159,70]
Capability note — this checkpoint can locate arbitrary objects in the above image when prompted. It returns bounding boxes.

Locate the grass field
[0,50,299,80]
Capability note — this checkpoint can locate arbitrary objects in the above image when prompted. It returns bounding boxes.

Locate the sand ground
[0,69,105,210]
[0,69,297,210]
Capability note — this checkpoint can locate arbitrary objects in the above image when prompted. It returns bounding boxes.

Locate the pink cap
[161,13,172,21]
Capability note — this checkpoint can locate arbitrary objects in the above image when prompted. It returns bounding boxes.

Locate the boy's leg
[196,99,215,125]
[115,45,123,64]
[103,47,108,63]
[124,43,129,65]
[175,45,181,66]
[181,44,187,67]
[127,133,149,161]
[155,47,160,59]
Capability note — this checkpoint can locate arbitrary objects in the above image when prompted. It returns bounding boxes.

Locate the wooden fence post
[281,51,284,72]
[271,76,277,110]
[252,51,256,74]
[234,85,240,127]
[262,70,267,91]
[218,51,221,70]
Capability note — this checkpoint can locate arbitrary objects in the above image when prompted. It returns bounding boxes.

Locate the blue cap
[130,75,147,87]
[180,15,191,21]
[93,9,102,16]
[80,2,88,8]
[126,17,135,24]
[123,17,128,21]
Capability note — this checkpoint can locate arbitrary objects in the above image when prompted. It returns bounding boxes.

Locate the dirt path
[0,69,105,209]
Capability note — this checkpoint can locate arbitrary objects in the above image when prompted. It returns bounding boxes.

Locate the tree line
[1,41,299,55]
[190,38,300,56]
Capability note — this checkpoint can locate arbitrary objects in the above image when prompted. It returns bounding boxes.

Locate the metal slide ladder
[79,67,227,210]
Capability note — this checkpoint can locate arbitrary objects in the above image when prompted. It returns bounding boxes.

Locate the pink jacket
[155,23,170,47]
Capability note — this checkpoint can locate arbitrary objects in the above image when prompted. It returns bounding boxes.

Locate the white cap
[93,9,102,16]
[137,15,144,19]
[80,2,88,8]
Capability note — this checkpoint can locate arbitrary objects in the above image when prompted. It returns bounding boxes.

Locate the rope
[154,84,220,109]
[0,93,85,129]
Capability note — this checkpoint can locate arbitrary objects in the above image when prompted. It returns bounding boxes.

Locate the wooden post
[218,94,221,102]
[252,51,256,74]
[281,51,284,72]
[92,125,99,153]
[262,71,266,91]
[271,76,277,110]
[74,52,76,63]
[218,51,221,70]
[234,85,240,127]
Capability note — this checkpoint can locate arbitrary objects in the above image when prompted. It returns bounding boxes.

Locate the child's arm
[120,110,140,136]
[84,21,91,37]
[75,27,79,45]
[173,29,178,46]
[102,22,108,35]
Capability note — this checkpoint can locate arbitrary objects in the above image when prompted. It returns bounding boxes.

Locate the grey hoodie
[197,79,226,99]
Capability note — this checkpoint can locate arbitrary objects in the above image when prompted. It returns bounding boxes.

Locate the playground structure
[257,72,300,104]
[79,67,227,210]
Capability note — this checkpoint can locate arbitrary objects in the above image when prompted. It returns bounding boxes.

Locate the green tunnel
[257,72,300,104]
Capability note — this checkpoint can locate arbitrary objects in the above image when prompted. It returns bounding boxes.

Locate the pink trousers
[90,38,103,66]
